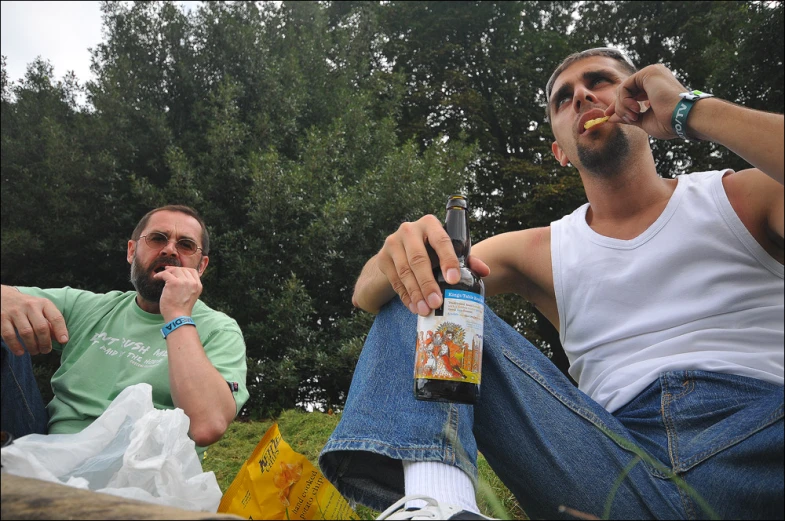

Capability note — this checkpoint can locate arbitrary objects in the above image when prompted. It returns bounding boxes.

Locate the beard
[130,255,181,303]
[577,125,631,177]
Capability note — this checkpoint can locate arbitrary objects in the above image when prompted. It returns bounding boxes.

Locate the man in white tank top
[320,48,784,520]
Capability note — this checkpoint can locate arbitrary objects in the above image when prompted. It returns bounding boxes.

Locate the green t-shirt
[19,286,249,455]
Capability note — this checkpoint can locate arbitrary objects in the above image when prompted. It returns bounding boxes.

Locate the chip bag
[218,423,360,520]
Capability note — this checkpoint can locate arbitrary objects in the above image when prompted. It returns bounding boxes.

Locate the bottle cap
[446,195,467,210]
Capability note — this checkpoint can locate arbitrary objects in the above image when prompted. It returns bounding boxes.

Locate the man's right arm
[351,255,399,314]
[352,215,490,316]
[0,284,68,356]
[347,211,564,319]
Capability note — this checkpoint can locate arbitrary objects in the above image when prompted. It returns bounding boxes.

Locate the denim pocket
[661,370,784,472]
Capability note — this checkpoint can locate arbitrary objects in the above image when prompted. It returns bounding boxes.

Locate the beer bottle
[414,195,485,404]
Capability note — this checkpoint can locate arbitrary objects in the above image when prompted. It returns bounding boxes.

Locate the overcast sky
[1,1,199,87]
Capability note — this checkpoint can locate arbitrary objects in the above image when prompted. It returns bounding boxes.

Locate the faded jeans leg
[319,299,783,519]
[1,340,49,438]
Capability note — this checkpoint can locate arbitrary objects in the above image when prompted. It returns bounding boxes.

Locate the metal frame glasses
[139,232,203,256]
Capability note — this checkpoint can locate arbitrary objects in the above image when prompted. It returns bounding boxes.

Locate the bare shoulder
[473,226,554,304]
[722,168,784,259]
[722,167,783,194]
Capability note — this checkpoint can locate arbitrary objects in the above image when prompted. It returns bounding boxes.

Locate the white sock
[402,460,479,514]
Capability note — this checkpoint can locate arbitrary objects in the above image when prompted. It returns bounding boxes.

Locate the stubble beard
[130,255,180,303]
[576,126,631,178]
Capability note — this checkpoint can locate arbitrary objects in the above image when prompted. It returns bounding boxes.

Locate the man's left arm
[156,266,241,447]
[164,322,241,447]
[692,99,784,244]
[606,64,784,241]
[689,98,784,186]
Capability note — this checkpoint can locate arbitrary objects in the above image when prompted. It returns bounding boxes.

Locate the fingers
[156,266,202,317]
[408,231,447,315]
[1,306,63,356]
[606,65,687,139]
[27,311,54,355]
[378,234,416,312]
[0,317,26,356]
[44,301,69,346]
[380,215,461,316]
[155,265,202,286]
[608,76,646,124]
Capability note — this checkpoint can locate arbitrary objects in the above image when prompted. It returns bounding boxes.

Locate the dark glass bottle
[414,195,485,404]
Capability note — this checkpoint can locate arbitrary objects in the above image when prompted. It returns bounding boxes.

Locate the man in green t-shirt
[1,205,249,455]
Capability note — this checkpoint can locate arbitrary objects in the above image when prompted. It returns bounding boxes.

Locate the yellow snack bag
[218,423,360,520]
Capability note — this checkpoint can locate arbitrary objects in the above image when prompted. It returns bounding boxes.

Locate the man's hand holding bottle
[376,215,490,317]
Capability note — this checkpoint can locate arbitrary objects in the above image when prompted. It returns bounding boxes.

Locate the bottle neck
[445,208,470,263]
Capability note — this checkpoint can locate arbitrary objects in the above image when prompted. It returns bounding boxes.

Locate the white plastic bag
[0,383,222,512]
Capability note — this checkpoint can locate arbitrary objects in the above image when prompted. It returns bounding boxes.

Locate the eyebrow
[550,69,621,110]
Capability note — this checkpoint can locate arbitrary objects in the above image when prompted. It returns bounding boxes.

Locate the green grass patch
[202,410,526,519]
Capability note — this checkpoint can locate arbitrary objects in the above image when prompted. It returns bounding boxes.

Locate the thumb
[468,256,490,278]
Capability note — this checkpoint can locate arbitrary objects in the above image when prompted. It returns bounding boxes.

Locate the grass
[201,409,527,520]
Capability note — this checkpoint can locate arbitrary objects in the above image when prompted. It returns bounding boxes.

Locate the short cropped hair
[545,47,637,121]
[131,205,210,255]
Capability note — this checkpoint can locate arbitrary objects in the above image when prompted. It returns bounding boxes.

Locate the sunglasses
[139,232,203,256]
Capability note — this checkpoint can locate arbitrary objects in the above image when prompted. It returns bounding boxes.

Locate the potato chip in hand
[584,116,610,130]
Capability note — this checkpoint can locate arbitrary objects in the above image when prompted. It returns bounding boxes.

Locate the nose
[159,239,179,257]
[572,84,597,112]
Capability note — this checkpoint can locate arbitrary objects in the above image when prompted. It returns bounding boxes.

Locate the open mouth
[152,260,179,274]
[584,116,610,131]
[578,109,609,135]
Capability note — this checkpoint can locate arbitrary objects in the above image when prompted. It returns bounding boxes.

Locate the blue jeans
[319,299,784,519]
[1,340,49,438]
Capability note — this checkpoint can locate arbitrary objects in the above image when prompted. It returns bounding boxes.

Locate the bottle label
[415,290,484,384]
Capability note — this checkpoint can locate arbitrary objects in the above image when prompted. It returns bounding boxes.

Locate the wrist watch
[671,90,714,140]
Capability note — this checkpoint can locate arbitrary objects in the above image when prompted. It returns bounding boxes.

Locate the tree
[2,0,781,415]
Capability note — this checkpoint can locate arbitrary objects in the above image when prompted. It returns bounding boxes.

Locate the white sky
[1,1,199,87]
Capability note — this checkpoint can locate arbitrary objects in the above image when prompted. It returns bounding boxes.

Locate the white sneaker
[376,494,495,520]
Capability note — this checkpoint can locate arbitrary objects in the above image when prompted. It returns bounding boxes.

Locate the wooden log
[0,474,242,520]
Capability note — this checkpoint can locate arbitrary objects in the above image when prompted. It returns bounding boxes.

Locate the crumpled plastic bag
[0,382,222,512]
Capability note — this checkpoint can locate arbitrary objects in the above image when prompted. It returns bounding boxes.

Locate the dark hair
[545,47,637,121]
[131,205,210,255]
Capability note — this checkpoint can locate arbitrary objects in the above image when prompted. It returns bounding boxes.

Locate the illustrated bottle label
[415,289,484,384]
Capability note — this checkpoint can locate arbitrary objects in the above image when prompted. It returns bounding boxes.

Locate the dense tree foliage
[2,1,782,417]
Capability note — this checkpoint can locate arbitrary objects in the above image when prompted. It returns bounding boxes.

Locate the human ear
[551,141,570,167]
[127,240,136,264]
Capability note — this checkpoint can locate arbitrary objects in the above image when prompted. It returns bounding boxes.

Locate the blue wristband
[161,316,196,338]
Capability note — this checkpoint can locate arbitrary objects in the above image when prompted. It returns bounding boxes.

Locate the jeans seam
[502,348,602,424]
[502,348,667,479]
[676,473,697,521]
[4,356,38,431]
[323,438,454,451]
[672,375,695,399]
[446,403,457,465]
[321,438,479,486]
[661,379,681,470]
[661,379,697,518]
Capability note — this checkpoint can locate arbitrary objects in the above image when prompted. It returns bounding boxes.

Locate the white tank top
[550,170,784,412]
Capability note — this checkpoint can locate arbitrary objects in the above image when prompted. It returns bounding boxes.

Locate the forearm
[352,254,398,314]
[165,327,236,447]
[690,98,784,185]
